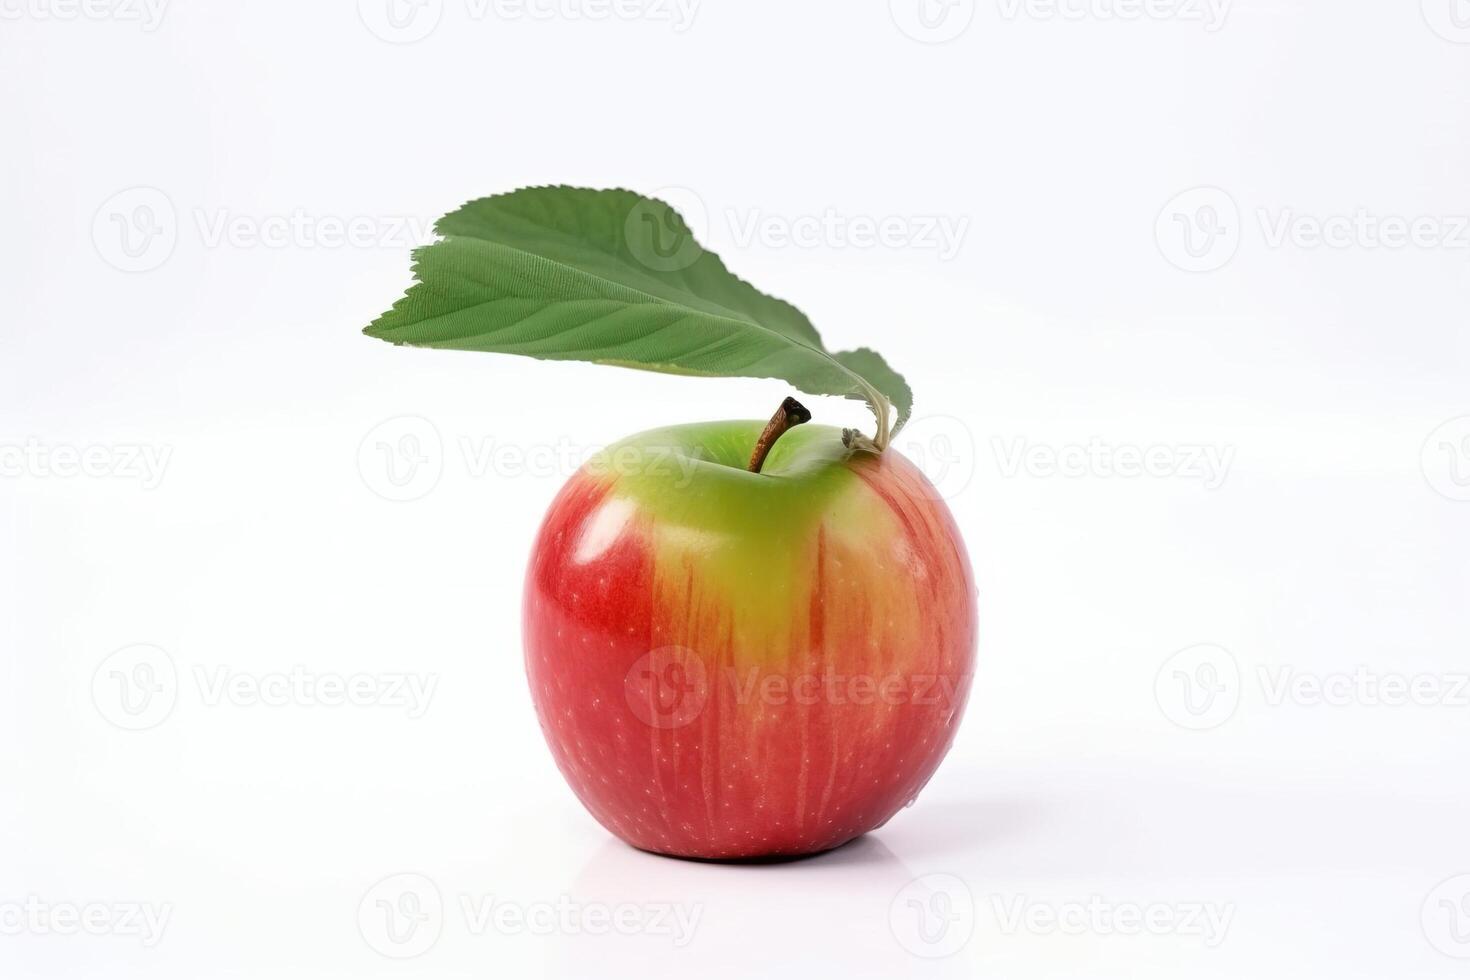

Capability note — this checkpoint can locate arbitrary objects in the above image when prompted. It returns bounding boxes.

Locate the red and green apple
[524,411,976,859]
[362,186,977,860]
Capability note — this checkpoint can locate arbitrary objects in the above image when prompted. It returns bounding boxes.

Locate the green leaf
[364,186,912,448]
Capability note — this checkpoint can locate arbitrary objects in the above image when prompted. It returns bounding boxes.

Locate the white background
[3,0,1470,976]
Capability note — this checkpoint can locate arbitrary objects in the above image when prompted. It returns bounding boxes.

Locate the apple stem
[747,396,813,473]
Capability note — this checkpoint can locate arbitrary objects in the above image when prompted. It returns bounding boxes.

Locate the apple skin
[523,420,976,859]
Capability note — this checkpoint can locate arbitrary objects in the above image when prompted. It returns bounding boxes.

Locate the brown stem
[747,396,812,473]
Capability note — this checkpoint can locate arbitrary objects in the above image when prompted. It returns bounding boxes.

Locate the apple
[523,408,976,859]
